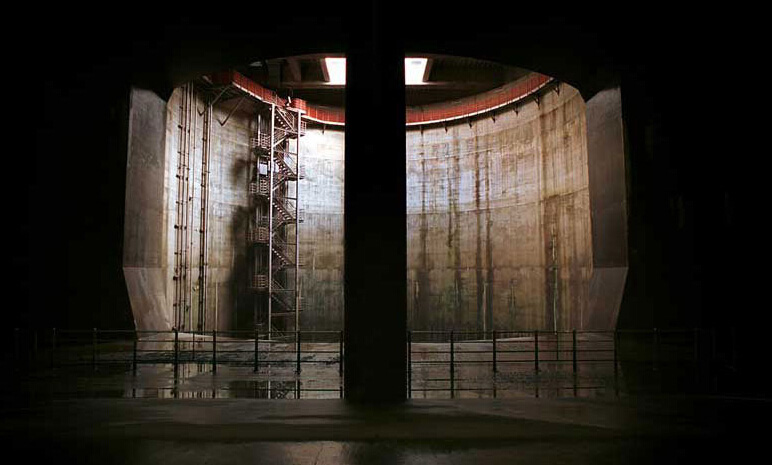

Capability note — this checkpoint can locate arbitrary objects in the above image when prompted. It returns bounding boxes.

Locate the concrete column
[344,1,407,402]
[585,87,629,330]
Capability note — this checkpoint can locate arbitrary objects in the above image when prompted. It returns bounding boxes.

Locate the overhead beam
[407,81,501,90]
[277,81,345,89]
[422,58,433,82]
[267,61,281,89]
[281,80,497,90]
[285,57,302,82]
[320,58,330,82]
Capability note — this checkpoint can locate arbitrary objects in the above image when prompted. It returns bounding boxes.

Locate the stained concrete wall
[123,87,172,331]
[162,89,257,331]
[585,87,628,330]
[299,127,345,331]
[406,84,593,331]
[125,87,258,332]
[127,82,623,333]
[124,87,346,332]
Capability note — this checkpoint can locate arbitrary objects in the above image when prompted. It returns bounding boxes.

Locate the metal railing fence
[407,329,724,398]
[7,327,727,398]
[8,328,343,376]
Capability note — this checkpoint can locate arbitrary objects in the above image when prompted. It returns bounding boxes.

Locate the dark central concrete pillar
[344,2,407,402]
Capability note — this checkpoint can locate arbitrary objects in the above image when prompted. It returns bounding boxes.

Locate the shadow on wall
[227,145,255,331]
[228,203,253,330]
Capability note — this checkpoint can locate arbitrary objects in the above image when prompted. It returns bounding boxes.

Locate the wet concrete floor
[2,396,768,464]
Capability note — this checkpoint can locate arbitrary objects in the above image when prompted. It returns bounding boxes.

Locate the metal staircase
[249,102,306,338]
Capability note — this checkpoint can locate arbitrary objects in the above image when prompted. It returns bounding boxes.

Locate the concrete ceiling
[235,53,531,107]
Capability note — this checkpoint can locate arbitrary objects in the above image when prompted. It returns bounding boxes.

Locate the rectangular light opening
[324,57,347,85]
[322,57,428,85]
[404,58,428,85]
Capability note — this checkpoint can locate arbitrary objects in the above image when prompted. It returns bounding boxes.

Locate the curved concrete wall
[125,80,624,333]
[162,87,256,331]
[407,84,592,331]
[298,128,345,330]
[124,86,347,332]
[123,88,172,331]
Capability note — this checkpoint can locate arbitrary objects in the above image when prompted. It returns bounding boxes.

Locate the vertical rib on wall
[123,87,172,331]
[406,84,592,331]
[586,87,628,330]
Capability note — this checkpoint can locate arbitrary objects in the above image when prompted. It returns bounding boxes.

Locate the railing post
[92,328,98,371]
[407,330,412,398]
[653,327,659,372]
[339,330,344,377]
[174,328,179,375]
[534,330,539,373]
[254,327,259,373]
[613,330,619,397]
[296,330,301,374]
[51,328,56,368]
[212,329,217,373]
[572,329,578,397]
[450,330,455,399]
[492,330,498,374]
[133,336,138,376]
[572,329,577,374]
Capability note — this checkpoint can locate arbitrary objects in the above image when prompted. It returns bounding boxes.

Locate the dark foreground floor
[2,396,768,464]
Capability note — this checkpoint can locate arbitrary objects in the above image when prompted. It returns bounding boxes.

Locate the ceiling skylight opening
[322,57,429,85]
[324,57,346,85]
[404,58,428,85]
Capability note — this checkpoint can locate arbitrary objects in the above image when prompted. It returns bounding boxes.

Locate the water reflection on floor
[8,334,638,400]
